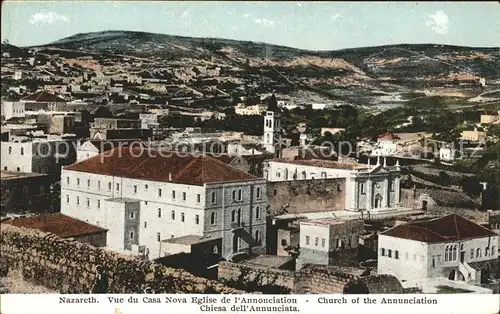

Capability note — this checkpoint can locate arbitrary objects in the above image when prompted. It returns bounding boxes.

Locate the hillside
[6,30,500,108]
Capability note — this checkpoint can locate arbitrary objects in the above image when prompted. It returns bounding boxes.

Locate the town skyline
[1,1,500,49]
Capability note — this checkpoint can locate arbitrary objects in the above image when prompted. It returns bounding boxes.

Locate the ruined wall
[218,261,403,294]
[267,178,346,215]
[0,224,242,294]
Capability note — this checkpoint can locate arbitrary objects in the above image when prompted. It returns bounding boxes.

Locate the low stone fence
[0,224,242,294]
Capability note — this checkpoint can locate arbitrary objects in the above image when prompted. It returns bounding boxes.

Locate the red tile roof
[3,213,107,238]
[64,147,261,186]
[378,133,400,141]
[21,90,66,102]
[382,214,496,243]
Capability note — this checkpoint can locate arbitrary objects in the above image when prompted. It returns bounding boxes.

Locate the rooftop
[378,133,401,141]
[266,158,372,170]
[382,214,497,243]
[162,234,220,245]
[301,218,346,226]
[64,147,261,186]
[2,213,107,238]
[0,171,49,180]
[20,90,66,103]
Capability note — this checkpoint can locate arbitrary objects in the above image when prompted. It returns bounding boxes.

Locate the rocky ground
[0,270,55,294]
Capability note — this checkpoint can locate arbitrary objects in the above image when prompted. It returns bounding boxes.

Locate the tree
[460,176,483,198]
[438,171,451,186]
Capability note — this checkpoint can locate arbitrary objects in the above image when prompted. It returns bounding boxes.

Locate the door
[460,251,465,263]
[232,234,239,253]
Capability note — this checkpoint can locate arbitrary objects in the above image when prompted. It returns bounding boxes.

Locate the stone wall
[218,261,403,294]
[0,224,242,294]
[267,178,346,215]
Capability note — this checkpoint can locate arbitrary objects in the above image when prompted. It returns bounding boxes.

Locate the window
[16,167,20,172]
[97,200,100,209]
[116,183,120,191]
[144,222,147,228]
[211,192,216,204]
[108,182,112,190]
[210,212,216,225]
[395,250,399,259]
[145,184,148,190]
[232,190,236,200]
[196,194,200,203]
[388,249,392,258]
[86,198,90,207]
[321,238,326,248]
[195,215,200,225]
[130,232,134,240]
[314,237,319,246]
[255,230,261,244]
[76,196,80,205]
[158,208,162,218]
[360,183,365,194]
[432,257,436,268]
[281,239,287,246]
[470,248,474,259]
[171,210,175,220]
[172,190,176,199]
[231,210,237,223]
[405,252,409,260]
[233,189,242,201]
[87,179,90,187]
[130,211,135,219]
[3,167,6,171]
[157,233,161,242]
[8,147,11,154]
[158,188,162,197]
[98,181,101,189]
[255,206,260,219]
[485,247,489,257]
[66,195,69,204]
[66,177,70,185]
[181,212,185,222]
[305,236,310,245]
[77,178,80,186]
[256,187,261,199]
[134,185,137,193]
[182,192,186,201]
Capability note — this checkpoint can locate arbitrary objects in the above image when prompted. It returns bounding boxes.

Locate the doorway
[422,200,428,211]
[232,234,239,253]
[374,194,383,209]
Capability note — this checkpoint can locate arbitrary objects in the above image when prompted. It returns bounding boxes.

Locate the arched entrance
[422,200,428,211]
[448,269,466,281]
[232,233,239,253]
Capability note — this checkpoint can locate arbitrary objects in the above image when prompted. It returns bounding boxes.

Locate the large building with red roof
[378,214,499,285]
[60,147,267,259]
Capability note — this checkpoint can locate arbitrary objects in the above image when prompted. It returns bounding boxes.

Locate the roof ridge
[174,155,200,181]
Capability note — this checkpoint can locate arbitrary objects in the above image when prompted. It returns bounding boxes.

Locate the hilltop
[4,30,500,108]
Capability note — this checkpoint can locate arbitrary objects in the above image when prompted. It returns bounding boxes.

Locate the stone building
[60,147,267,259]
[1,136,77,176]
[296,218,364,270]
[264,158,402,211]
[371,133,400,156]
[89,118,152,141]
[3,213,107,247]
[0,171,58,216]
[76,139,145,162]
[262,111,282,157]
[378,214,499,285]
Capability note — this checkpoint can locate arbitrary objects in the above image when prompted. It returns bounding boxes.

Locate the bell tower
[262,92,282,157]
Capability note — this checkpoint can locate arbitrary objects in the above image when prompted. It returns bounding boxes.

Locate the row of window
[66,177,262,203]
[4,166,49,173]
[304,236,352,249]
[275,170,329,180]
[380,248,400,259]
[359,181,395,194]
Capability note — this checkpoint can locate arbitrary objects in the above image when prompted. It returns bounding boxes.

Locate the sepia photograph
[0,1,499,313]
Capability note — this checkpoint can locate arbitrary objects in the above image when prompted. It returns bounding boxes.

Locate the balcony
[230,221,245,231]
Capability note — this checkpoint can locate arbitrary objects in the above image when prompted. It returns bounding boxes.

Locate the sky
[1,1,500,50]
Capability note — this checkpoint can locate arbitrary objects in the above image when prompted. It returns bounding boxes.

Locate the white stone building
[139,113,159,129]
[372,133,400,156]
[234,104,267,116]
[439,146,460,162]
[378,214,499,285]
[60,147,267,259]
[263,158,401,211]
[2,102,26,120]
[76,139,145,162]
[1,137,77,175]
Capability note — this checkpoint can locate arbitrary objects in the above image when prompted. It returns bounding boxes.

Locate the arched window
[452,245,457,261]
[302,171,307,180]
[476,248,481,258]
[8,147,12,154]
[231,210,236,223]
[485,247,489,256]
[284,169,289,180]
[255,206,260,219]
[210,212,216,225]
